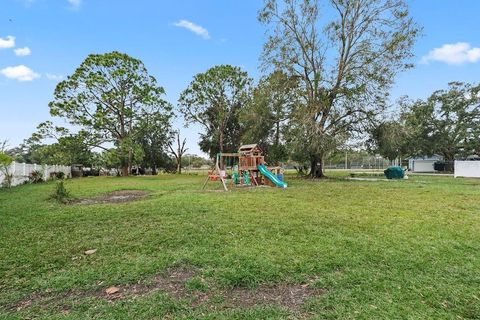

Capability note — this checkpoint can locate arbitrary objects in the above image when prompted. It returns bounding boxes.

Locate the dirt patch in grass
[99,266,197,301]
[73,190,149,205]
[9,266,324,315]
[9,266,196,312]
[226,284,324,310]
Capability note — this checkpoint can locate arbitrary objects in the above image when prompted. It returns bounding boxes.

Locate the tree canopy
[178,65,252,158]
[259,0,419,177]
[134,109,173,174]
[49,51,172,175]
[367,119,410,161]
[241,71,298,164]
[403,82,480,168]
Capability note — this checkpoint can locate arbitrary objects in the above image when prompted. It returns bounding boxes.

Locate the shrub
[1,173,13,189]
[434,161,446,172]
[49,180,71,204]
[83,169,99,177]
[56,171,66,179]
[29,170,44,184]
[0,152,13,189]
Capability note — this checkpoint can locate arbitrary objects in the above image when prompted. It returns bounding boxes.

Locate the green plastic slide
[257,164,288,188]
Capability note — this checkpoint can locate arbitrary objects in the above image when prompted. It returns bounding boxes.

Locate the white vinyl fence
[0,162,71,187]
[454,161,480,178]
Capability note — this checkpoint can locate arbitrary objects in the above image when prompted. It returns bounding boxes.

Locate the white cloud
[68,0,82,9]
[14,47,32,56]
[0,36,15,49]
[173,20,210,39]
[45,73,63,81]
[421,42,480,65]
[0,65,40,81]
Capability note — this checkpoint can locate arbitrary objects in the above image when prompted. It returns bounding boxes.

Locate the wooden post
[203,153,229,191]
[216,155,228,191]
[201,174,210,190]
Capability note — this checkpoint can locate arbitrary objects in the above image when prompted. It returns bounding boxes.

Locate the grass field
[1,173,480,319]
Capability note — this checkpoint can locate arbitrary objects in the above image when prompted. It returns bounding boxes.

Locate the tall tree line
[369,82,480,170]
[11,0,424,177]
[179,0,419,177]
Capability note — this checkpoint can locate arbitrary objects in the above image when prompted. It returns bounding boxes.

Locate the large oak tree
[403,82,480,170]
[178,65,252,159]
[241,71,299,164]
[134,109,173,175]
[49,51,172,176]
[259,0,419,177]
[367,119,410,162]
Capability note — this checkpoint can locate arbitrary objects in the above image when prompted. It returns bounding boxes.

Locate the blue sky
[1,0,480,156]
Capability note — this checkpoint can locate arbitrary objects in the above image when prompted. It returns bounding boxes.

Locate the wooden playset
[202,144,287,191]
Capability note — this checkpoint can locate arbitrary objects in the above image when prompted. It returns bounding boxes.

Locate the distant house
[407,155,443,172]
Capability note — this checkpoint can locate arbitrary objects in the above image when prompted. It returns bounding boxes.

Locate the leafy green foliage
[18,125,96,166]
[367,120,411,161]
[180,154,212,169]
[0,152,13,168]
[0,152,13,189]
[403,82,480,164]
[116,137,145,170]
[54,171,66,180]
[28,170,44,184]
[241,71,298,164]
[99,149,122,175]
[134,110,173,174]
[48,51,172,175]
[49,180,71,204]
[259,0,420,177]
[179,65,252,158]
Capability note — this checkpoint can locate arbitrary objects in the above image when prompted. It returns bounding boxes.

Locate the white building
[408,155,443,172]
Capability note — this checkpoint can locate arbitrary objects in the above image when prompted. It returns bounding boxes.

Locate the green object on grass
[384,166,405,179]
[232,172,239,184]
[243,171,250,185]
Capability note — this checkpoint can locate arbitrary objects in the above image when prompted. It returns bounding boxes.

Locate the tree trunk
[219,130,224,153]
[118,135,129,177]
[128,148,133,175]
[310,156,326,178]
[275,121,280,146]
[219,131,224,169]
[120,152,129,176]
[177,156,182,174]
[444,153,455,172]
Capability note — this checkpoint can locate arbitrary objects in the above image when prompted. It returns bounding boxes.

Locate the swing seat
[208,171,219,181]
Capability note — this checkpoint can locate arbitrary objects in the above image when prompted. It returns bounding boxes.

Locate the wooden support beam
[220,176,228,191]
[201,174,210,190]
[219,153,240,157]
[216,156,228,191]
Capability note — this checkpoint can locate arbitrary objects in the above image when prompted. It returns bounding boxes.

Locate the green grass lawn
[1,173,480,319]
